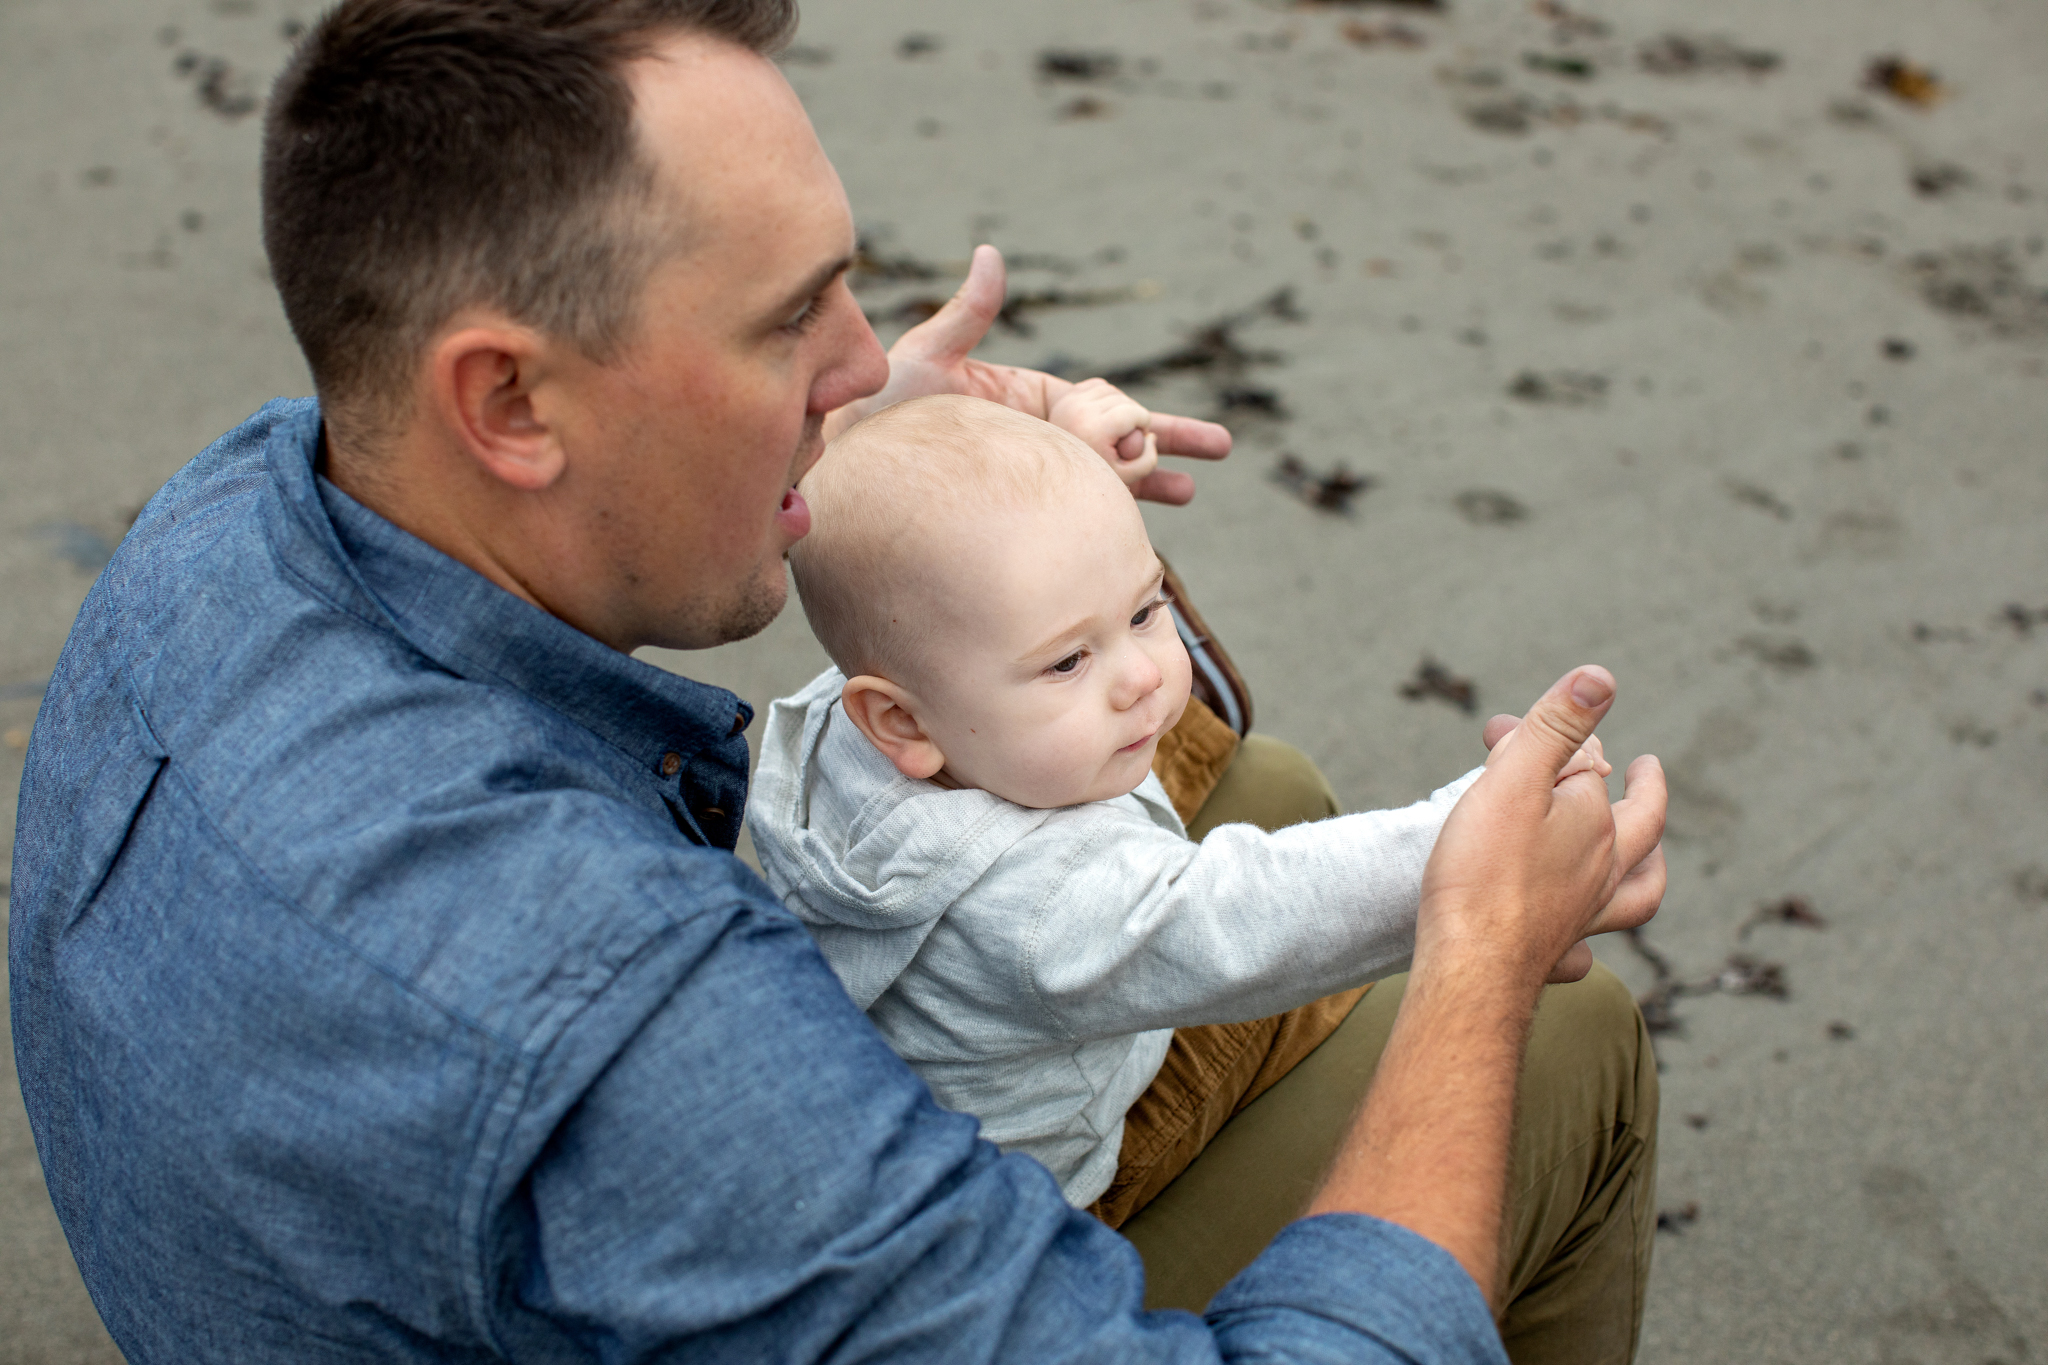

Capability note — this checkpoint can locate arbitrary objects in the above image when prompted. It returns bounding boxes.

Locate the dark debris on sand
[1626,925,1796,1037]
[1098,288,1305,387]
[173,50,259,120]
[1740,896,1828,938]
[1638,34,1780,77]
[1398,657,1477,713]
[1272,454,1373,513]
[1656,1201,1701,1235]
[1508,369,1608,405]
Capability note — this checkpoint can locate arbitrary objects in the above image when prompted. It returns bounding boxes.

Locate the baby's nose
[1112,648,1164,709]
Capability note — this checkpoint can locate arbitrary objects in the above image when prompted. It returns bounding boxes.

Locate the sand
[3,0,2043,1360]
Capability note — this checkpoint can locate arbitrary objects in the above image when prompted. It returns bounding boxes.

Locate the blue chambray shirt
[10,399,1508,1363]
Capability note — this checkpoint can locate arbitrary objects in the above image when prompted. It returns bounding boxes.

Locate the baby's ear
[840,676,947,780]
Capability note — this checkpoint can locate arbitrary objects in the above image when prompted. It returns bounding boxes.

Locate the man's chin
[710,564,791,645]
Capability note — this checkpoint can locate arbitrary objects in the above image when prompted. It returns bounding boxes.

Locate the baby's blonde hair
[791,394,1112,683]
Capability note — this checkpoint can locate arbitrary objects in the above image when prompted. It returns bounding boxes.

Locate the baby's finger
[1115,429,1147,463]
[1113,432,1160,486]
[1483,714,1521,751]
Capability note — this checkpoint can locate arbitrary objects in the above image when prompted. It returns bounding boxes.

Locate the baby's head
[791,395,1192,809]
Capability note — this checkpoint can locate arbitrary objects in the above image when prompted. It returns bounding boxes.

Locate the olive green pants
[1123,735,1660,1365]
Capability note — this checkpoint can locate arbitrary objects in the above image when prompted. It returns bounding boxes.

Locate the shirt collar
[259,400,753,837]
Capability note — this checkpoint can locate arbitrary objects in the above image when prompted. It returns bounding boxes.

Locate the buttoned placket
[659,708,751,849]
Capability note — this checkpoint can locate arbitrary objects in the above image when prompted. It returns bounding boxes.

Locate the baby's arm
[1047,377,1160,492]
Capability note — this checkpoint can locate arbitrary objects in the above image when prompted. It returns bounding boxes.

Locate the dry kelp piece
[1524,52,1595,80]
[2001,603,2048,634]
[1624,927,1793,1036]
[1725,480,1793,520]
[1532,0,1608,40]
[1714,954,1788,998]
[1865,55,1943,108]
[1910,244,2048,339]
[868,283,1159,338]
[1740,896,1827,938]
[1271,455,1373,513]
[1342,20,1428,48]
[848,238,947,290]
[1638,34,1780,76]
[1216,386,1288,418]
[1508,369,1608,405]
[1398,657,1477,713]
[1655,1202,1700,1235]
[1454,489,1528,524]
[1097,287,1305,387]
[1458,90,1669,137]
[1911,162,1971,197]
[1736,635,1817,671]
[1038,49,1121,81]
[173,50,259,119]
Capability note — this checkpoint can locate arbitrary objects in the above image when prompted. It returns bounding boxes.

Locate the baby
[748,390,1603,1222]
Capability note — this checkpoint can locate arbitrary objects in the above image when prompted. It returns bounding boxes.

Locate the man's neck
[323,419,566,635]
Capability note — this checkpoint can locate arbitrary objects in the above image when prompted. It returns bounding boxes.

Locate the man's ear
[840,675,947,780]
[431,324,566,492]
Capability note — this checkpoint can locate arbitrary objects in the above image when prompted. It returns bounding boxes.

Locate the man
[10,2,1667,1360]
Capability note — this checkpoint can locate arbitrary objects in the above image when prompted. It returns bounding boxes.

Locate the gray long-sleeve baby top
[747,666,1481,1206]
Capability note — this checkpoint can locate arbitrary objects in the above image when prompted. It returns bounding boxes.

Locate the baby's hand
[1483,717,1611,786]
[1048,377,1159,492]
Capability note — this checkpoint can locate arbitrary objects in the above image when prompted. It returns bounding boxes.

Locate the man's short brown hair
[262,0,795,448]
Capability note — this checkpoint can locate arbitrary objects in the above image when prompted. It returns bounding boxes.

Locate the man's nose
[808,280,889,415]
[1109,646,1163,711]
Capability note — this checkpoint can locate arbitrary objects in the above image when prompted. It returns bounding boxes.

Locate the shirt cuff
[1205,1214,1510,1364]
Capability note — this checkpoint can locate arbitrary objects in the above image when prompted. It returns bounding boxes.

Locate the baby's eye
[1130,596,1170,628]
[1049,652,1084,675]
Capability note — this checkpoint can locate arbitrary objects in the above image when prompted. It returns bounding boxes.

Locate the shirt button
[660,752,682,777]
[728,711,747,738]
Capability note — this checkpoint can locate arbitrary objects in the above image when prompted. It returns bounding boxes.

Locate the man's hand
[1423,669,1666,984]
[822,245,1232,504]
[1308,666,1665,1306]
[1479,703,1658,983]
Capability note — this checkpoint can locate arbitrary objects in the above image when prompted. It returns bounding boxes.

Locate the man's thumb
[906,244,1006,360]
[1498,666,1616,788]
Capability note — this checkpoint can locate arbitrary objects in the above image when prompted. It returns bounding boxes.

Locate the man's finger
[1130,467,1196,505]
[1488,666,1616,794]
[1482,714,1520,751]
[1148,412,1233,460]
[1585,843,1666,936]
[1608,754,1667,874]
[896,244,1006,364]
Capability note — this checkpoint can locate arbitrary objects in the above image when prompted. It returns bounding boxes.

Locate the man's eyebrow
[766,251,856,325]
[1017,562,1167,664]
